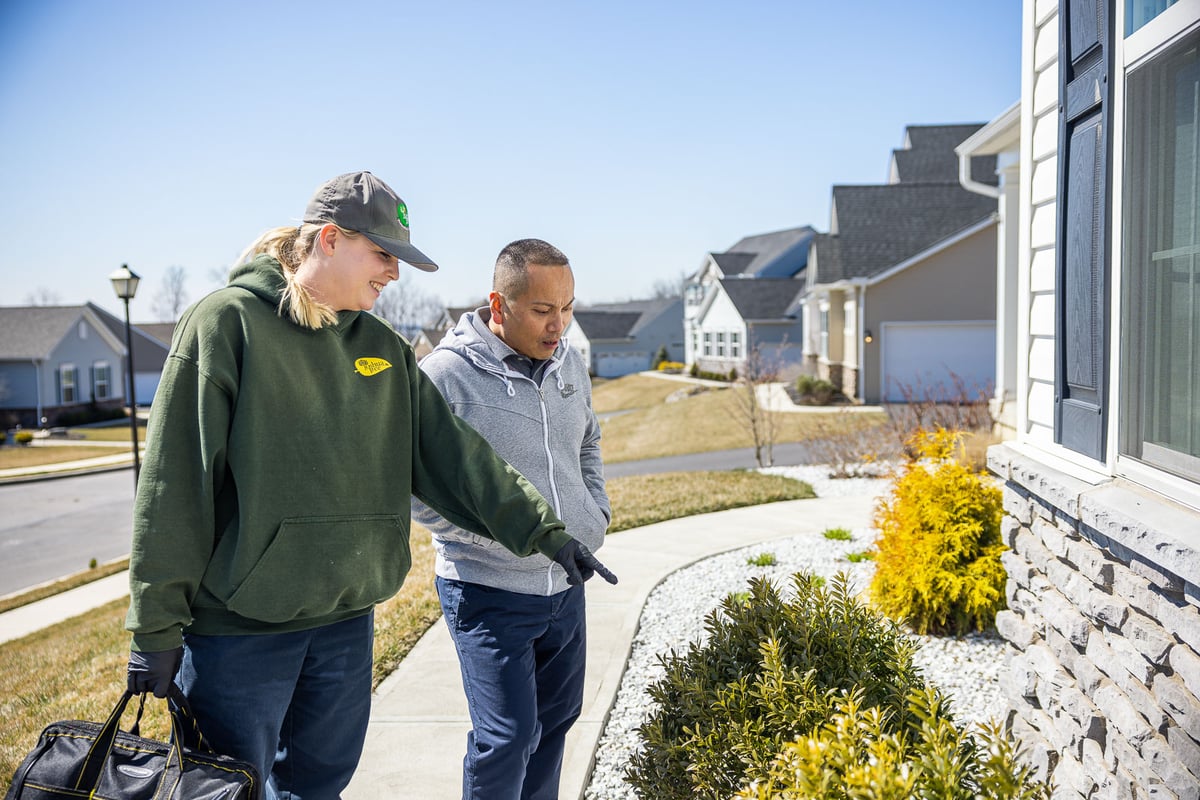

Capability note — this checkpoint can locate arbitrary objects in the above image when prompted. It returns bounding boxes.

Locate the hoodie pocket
[226,514,411,624]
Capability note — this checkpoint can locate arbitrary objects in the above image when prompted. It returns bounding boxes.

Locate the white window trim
[1110,3,1200,497]
[60,363,77,404]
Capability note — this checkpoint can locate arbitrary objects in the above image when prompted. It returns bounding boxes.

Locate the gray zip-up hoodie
[411,310,610,595]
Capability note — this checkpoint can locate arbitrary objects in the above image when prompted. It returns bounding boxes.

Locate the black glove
[552,539,618,587]
[127,647,183,698]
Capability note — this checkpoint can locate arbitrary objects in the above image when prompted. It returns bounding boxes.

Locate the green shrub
[625,573,926,799]
[794,375,842,405]
[871,428,1006,635]
[822,527,853,541]
[735,688,1050,799]
[652,344,671,369]
[14,430,34,445]
[746,552,777,567]
[846,551,874,563]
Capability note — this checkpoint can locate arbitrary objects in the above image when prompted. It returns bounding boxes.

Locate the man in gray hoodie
[411,238,616,799]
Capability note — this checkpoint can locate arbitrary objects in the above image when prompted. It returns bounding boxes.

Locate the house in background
[801,124,999,404]
[988,0,1200,794]
[411,302,485,359]
[568,298,684,377]
[85,303,171,405]
[684,226,814,378]
[0,305,145,428]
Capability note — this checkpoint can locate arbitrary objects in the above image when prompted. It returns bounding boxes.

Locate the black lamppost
[109,264,142,488]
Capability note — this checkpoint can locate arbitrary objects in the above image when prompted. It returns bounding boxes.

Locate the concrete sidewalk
[0,571,132,644]
[345,493,879,800]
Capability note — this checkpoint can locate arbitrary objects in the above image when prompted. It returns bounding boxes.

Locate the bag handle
[72,688,203,795]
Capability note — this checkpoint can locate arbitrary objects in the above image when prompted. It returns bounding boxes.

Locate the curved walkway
[345,491,881,800]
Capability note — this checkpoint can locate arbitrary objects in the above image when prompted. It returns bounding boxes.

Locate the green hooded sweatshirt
[126,255,571,651]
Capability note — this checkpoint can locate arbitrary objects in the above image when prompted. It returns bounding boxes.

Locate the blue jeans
[177,613,374,800]
[437,577,587,800]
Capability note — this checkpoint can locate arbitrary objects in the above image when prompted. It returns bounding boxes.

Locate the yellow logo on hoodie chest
[354,357,392,376]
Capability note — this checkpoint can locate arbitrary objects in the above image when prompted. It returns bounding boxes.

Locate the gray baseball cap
[303,171,438,272]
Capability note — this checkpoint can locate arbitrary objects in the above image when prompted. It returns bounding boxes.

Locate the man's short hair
[493,239,570,299]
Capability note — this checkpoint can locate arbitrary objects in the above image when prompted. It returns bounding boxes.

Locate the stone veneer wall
[989,445,1200,798]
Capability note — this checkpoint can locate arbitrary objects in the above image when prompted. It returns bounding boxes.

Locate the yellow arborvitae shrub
[870,428,1006,635]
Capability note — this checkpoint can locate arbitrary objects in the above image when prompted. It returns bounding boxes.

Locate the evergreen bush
[871,428,1006,635]
[735,688,1050,799]
[794,375,842,405]
[625,573,926,799]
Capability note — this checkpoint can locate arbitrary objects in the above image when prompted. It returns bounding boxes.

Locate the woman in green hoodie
[123,171,611,800]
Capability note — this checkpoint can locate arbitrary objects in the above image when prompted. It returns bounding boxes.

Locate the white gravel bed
[584,465,1009,800]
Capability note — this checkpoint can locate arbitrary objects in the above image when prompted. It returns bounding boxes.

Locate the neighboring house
[802,124,999,404]
[413,303,485,359]
[684,226,814,378]
[569,298,684,378]
[0,305,128,428]
[988,1,1200,795]
[85,303,171,405]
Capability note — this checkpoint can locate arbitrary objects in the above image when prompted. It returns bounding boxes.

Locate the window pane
[1127,0,1178,35]
[1123,30,1200,480]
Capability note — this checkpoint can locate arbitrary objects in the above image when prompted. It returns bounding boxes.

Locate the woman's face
[322,229,400,311]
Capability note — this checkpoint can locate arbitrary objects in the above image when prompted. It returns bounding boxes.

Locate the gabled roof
[85,302,170,369]
[890,124,998,186]
[711,252,757,276]
[0,306,93,359]
[716,226,815,278]
[718,278,804,321]
[815,183,995,283]
[571,310,643,340]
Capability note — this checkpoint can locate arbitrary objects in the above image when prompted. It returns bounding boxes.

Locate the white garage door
[881,322,995,403]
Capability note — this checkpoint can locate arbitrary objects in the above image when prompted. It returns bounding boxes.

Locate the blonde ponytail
[238,224,338,330]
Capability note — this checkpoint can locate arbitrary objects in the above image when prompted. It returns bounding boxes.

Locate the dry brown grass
[0,444,129,469]
[0,559,130,614]
[591,374,687,413]
[607,471,815,532]
[600,388,885,463]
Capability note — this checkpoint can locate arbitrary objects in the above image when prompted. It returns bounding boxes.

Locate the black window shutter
[1055,0,1112,460]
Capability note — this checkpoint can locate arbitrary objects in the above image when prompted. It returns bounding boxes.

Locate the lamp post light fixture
[109,264,142,489]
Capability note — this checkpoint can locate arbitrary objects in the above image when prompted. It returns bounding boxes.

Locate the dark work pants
[178,613,374,800]
[437,577,587,800]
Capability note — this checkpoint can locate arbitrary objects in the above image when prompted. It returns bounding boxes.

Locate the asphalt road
[602,441,823,477]
[0,439,824,597]
[0,469,135,596]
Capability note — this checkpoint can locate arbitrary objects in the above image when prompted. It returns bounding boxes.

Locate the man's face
[489,263,575,360]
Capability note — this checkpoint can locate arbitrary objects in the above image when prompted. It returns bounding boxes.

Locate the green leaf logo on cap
[396,202,409,228]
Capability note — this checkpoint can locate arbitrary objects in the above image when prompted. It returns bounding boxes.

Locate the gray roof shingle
[571,310,643,340]
[0,306,88,359]
[891,124,998,186]
[718,226,815,278]
[718,278,804,320]
[814,182,995,284]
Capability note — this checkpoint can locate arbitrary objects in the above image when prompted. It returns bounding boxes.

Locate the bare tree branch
[372,272,443,336]
[25,287,62,305]
[724,342,784,467]
[151,265,189,322]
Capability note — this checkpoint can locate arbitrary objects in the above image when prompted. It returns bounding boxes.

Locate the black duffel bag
[5,685,262,800]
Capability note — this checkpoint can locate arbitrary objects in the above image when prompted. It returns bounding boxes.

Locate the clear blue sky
[0,1,1021,322]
